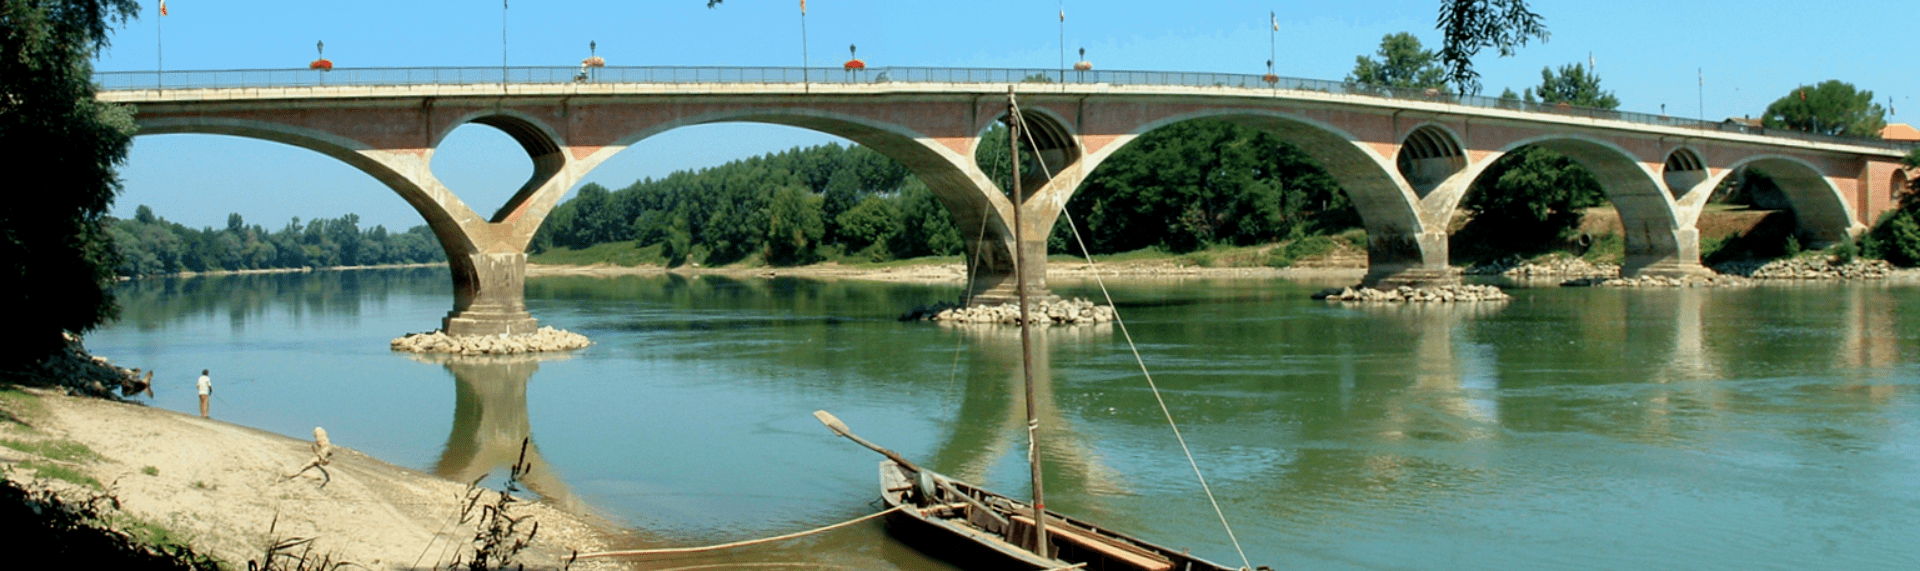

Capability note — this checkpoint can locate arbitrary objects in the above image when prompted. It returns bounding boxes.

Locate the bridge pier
[1622,225,1713,278]
[444,251,539,336]
[1362,229,1458,287]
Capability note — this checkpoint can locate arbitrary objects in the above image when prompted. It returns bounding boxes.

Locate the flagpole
[156,2,164,90]
[800,0,809,92]
[1698,68,1705,123]
[1059,2,1065,89]
[502,0,509,90]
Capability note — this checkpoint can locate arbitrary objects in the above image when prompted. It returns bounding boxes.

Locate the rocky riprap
[1561,274,1752,288]
[1711,257,1895,280]
[902,298,1117,325]
[1313,284,1510,302]
[1466,255,1620,278]
[390,326,592,355]
[0,333,146,399]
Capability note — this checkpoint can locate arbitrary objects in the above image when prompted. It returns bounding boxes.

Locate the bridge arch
[1397,123,1467,198]
[1662,146,1709,200]
[432,110,570,224]
[1086,109,1436,284]
[1714,155,1859,245]
[131,117,483,255]
[1469,134,1703,275]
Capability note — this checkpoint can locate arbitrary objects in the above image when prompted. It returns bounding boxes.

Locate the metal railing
[93,66,1916,152]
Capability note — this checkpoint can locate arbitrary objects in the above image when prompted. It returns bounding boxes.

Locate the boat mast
[1008,88,1050,558]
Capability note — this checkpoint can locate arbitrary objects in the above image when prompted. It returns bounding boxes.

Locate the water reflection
[925,323,1121,496]
[408,352,580,512]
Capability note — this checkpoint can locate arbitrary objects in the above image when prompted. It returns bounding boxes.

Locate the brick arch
[1716,155,1859,244]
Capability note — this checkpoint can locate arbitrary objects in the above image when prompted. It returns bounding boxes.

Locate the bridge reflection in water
[410,352,581,513]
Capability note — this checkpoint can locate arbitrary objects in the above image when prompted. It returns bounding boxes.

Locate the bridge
[95,66,1916,336]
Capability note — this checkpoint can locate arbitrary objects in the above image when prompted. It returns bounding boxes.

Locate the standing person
[197,369,212,418]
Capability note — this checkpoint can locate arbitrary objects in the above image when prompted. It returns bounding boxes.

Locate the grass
[528,241,665,267]
[0,385,48,428]
[19,460,102,489]
[142,466,159,477]
[1,438,103,463]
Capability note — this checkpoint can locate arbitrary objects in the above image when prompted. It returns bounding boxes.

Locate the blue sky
[93,0,1917,231]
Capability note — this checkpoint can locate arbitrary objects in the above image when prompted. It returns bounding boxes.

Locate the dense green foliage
[1761,80,1888,138]
[1347,33,1449,92]
[1057,120,1358,254]
[1521,63,1618,109]
[1,0,141,366]
[108,207,447,277]
[1860,149,1920,266]
[534,143,963,265]
[1456,63,1613,263]
[1435,0,1548,95]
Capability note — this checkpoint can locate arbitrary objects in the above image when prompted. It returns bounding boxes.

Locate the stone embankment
[390,326,592,354]
[0,334,147,399]
[903,298,1117,324]
[1562,274,1752,287]
[1712,257,1895,280]
[1466,255,1620,278]
[1314,284,1510,303]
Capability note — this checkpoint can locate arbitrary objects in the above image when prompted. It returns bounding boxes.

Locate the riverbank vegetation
[107,207,447,278]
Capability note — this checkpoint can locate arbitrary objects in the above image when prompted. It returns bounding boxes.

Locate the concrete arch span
[1079,109,1441,285]
[132,117,484,257]
[431,110,572,225]
[1475,134,1707,276]
[1714,155,1861,245]
[132,116,567,336]
[582,106,1033,300]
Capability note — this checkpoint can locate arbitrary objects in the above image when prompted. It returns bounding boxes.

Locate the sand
[0,388,623,570]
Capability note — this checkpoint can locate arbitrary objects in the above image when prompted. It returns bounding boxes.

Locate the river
[86,268,1920,570]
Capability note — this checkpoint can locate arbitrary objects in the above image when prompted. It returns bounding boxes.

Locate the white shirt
[197,374,211,396]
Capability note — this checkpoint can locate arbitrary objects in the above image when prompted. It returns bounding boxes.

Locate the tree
[1347,33,1449,91]
[1435,0,1549,95]
[1457,62,1615,263]
[1524,63,1618,109]
[1860,148,1920,266]
[1760,80,1887,138]
[1,0,141,367]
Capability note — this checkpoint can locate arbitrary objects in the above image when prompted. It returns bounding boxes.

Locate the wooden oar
[814,410,924,473]
[813,410,1010,528]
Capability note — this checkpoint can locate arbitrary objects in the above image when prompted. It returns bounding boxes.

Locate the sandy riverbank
[0,387,622,570]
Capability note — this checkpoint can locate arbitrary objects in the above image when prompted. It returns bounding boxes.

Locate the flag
[800,0,805,15]
[1271,11,1278,32]
[1060,9,1065,22]
[159,0,167,16]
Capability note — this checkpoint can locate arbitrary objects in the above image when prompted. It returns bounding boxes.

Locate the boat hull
[877,460,1239,571]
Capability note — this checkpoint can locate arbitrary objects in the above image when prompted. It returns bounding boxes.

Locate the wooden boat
[818,90,1261,571]
[876,458,1239,571]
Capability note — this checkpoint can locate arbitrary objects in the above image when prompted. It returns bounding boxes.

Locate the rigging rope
[574,505,905,559]
[1006,98,1256,571]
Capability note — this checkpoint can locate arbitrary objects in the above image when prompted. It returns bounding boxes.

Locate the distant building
[1881,123,1920,141]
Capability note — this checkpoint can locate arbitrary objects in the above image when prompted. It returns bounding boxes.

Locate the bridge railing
[93,66,1916,152]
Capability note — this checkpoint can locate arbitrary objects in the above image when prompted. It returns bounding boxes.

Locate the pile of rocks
[1562,274,1751,288]
[0,333,145,399]
[904,298,1117,325]
[1466,255,1620,278]
[390,326,592,355]
[1313,284,1510,303]
[1712,257,1895,280]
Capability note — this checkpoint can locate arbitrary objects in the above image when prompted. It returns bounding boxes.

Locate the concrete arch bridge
[96,66,1915,336]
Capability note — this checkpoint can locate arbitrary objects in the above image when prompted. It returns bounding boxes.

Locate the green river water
[87,268,1920,570]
